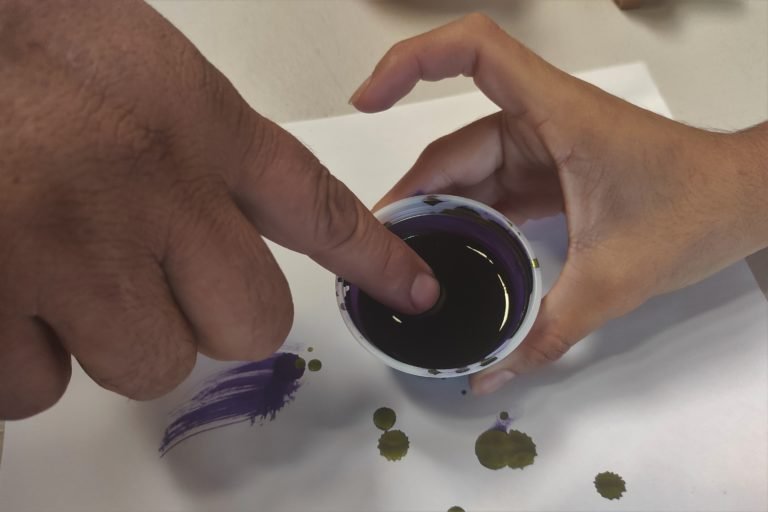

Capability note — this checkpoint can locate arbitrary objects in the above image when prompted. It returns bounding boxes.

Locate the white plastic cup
[336,194,542,378]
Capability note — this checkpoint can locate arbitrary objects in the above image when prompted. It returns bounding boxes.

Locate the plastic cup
[336,194,542,378]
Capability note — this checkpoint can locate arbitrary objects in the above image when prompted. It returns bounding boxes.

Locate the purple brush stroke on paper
[159,352,305,455]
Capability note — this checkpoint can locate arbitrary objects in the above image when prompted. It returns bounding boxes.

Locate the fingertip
[410,272,440,313]
[470,369,516,395]
[348,75,372,108]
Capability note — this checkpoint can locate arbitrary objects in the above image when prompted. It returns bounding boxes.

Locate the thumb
[470,259,631,395]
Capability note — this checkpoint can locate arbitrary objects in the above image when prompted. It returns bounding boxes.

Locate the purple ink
[159,352,305,455]
[493,411,514,432]
[337,195,542,378]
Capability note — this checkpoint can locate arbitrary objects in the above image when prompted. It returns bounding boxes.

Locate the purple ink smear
[159,352,305,455]
[493,412,515,433]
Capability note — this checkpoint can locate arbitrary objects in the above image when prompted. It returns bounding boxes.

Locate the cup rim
[335,194,542,378]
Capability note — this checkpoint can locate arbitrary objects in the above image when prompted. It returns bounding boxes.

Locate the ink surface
[355,230,519,368]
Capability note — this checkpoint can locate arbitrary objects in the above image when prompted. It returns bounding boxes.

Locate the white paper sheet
[1,62,766,512]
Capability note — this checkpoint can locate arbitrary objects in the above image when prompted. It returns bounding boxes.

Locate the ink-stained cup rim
[335,194,542,378]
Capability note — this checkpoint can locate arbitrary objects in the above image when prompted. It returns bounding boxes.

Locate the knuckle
[463,12,501,33]
[100,342,196,401]
[309,169,363,255]
[0,340,71,420]
[389,39,411,57]
[526,329,573,365]
[231,114,280,189]
[591,264,646,315]
[0,377,68,420]
[85,308,197,401]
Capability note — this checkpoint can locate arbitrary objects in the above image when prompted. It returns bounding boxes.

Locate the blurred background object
[615,0,647,9]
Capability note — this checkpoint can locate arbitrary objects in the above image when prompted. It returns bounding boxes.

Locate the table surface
[1,0,766,466]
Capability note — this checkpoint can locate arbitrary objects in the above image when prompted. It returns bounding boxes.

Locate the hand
[0,0,439,419]
[350,14,768,393]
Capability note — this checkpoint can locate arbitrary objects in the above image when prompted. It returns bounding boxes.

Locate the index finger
[230,117,440,315]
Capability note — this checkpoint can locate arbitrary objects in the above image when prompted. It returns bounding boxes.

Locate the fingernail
[349,75,372,105]
[410,273,441,312]
[473,370,515,395]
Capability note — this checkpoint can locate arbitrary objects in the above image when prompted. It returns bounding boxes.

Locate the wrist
[717,123,768,253]
[701,123,768,256]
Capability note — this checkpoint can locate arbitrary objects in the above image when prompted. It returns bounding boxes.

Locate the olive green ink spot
[294,357,306,370]
[455,367,470,374]
[307,347,314,353]
[474,429,536,470]
[532,258,540,269]
[307,359,322,372]
[474,430,508,470]
[447,507,465,512]
[594,471,626,500]
[479,356,498,367]
[428,369,440,375]
[499,411,509,421]
[378,430,409,461]
[373,407,396,431]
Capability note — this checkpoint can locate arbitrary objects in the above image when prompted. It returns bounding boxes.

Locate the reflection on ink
[159,352,305,455]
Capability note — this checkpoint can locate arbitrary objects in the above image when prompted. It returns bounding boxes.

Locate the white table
[1,0,766,462]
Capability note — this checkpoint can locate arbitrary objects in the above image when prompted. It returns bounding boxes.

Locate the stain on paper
[474,413,536,470]
[594,471,626,500]
[159,352,305,455]
[373,406,409,461]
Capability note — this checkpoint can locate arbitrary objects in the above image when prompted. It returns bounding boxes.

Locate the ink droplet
[474,430,510,470]
[373,407,396,431]
[499,411,509,420]
[461,389,467,396]
[294,357,306,370]
[505,430,537,469]
[594,471,626,500]
[474,429,536,470]
[307,347,314,353]
[378,430,409,461]
[447,507,465,512]
[307,359,322,372]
